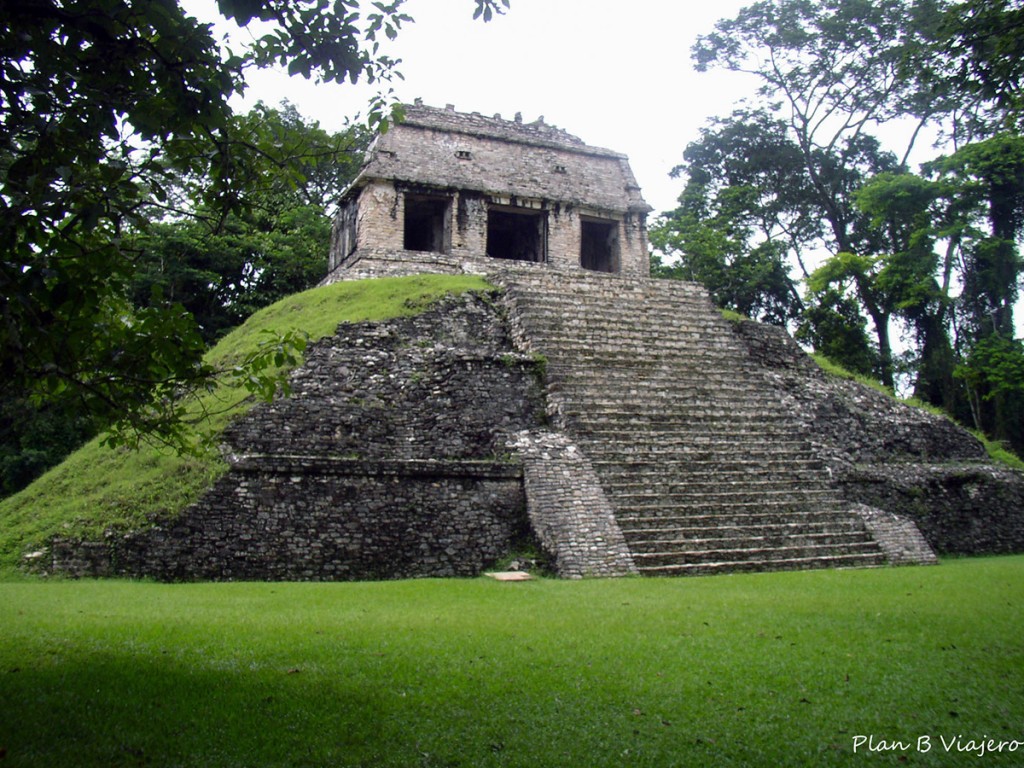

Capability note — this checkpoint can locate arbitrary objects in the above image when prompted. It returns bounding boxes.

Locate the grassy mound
[0,274,493,570]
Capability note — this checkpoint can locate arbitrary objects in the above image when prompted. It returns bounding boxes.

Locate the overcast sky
[188,0,754,215]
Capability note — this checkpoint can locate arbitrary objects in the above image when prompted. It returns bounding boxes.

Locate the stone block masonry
[48,269,1024,581]
[729,316,1024,556]
[45,96,1024,580]
[54,459,528,581]
[510,430,637,578]
[326,103,652,281]
[52,293,549,580]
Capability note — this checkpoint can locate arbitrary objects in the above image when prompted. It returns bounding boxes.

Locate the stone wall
[510,430,637,578]
[52,459,529,581]
[368,105,646,213]
[729,317,1024,555]
[47,276,1024,580]
[325,103,652,282]
[839,464,1024,555]
[52,293,549,580]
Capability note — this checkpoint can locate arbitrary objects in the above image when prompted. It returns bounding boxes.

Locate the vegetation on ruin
[0,1,508,494]
[1,556,1022,767]
[652,0,1024,455]
[809,352,1024,471]
[0,275,493,572]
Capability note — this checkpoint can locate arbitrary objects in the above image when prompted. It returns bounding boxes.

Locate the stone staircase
[495,266,889,576]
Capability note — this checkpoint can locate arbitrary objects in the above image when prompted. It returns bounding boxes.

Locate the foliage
[649,110,807,325]
[669,0,1024,451]
[0,275,493,568]
[0,0,503,456]
[2,558,1023,765]
[129,101,369,344]
[0,400,95,499]
[932,0,1024,139]
[797,293,878,378]
[955,333,1024,401]
[928,133,1024,339]
[955,333,1024,447]
[692,0,942,170]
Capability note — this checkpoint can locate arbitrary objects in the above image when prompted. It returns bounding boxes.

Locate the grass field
[1,557,1022,767]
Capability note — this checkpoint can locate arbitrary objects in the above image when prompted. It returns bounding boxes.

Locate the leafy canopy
[0,0,508,455]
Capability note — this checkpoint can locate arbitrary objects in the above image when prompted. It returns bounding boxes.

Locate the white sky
[187,0,754,215]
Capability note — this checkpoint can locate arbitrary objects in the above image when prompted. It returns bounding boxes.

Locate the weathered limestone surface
[52,460,527,581]
[729,318,1024,555]
[848,504,938,566]
[510,430,637,578]
[326,102,652,280]
[48,269,1024,580]
[51,292,643,580]
[52,294,547,580]
[494,267,900,575]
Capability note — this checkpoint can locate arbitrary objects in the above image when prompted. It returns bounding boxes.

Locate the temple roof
[346,102,651,214]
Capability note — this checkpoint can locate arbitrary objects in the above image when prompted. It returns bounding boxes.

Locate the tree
[806,251,904,389]
[666,0,1024,453]
[0,398,95,498]
[0,0,506,454]
[794,289,878,377]
[651,106,902,327]
[931,0,1024,141]
[693,0,945,173]
[930,133,1024,339]
[955,334,1024,447]
[927,133,1024,442]
[851,171,959,407]
[130,102,369,344]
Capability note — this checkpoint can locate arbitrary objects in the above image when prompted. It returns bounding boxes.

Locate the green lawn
[2,557,1022,767]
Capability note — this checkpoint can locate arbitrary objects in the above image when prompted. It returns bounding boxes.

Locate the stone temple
[325,100,652,279]
[51,103,1024,580]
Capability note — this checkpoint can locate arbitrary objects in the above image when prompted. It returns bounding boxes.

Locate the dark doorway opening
[486,208,546,263]
[404,195,450,252]
[580,218,619,273]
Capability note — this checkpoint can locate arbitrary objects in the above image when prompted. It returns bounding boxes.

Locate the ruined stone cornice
[228,454,523,478]
[399,102,626,160]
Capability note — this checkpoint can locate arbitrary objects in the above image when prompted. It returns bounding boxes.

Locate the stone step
[593,458,827,475]
[585,450,815,468]
[517,316,736,337]
[517,321,740,344]
[636,551,889,577]
[571,428,806,448]
[544,362,762,383]
[614,512,856,528]
[547,379,772,401]
[598,460,831,479]
[510,298,725,319]
[551,384,780,401]
[501,272,709,295]
[619,518,869,536]
[581,434,819,456]
[626,530,876,552]
[500,270,891,578]
[533,339,753,361]
[563,407,793,425]
[608,484,837,500]
[630,540,881,567]
[594,469,831,487]
[563,412,794,429]
[504,288,715,315]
